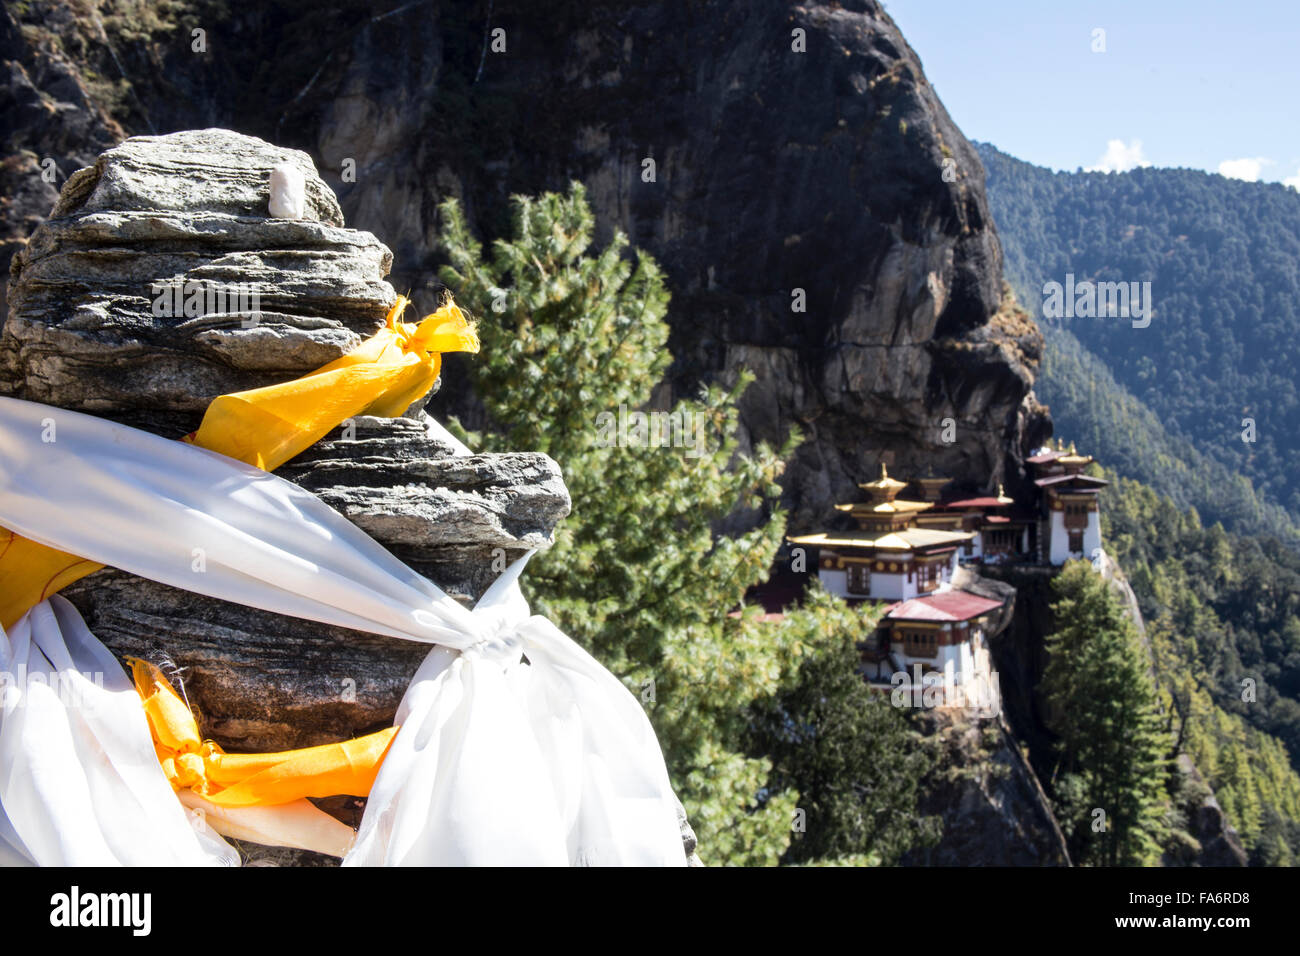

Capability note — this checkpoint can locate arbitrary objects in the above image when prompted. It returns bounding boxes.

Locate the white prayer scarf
[0,596,240,866]
[0,396,685,866]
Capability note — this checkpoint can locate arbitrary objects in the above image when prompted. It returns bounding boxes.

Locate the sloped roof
[884,590,1004,622]
[835,498,932,515]
[942,496,1006,509]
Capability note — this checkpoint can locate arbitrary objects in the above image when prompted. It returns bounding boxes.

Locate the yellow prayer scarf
[0,295,476,808]
[0,296,476,631]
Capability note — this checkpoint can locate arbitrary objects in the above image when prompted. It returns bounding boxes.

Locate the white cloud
[1084,139,1151,173]
[1217,157,1273,182]
[1283,168,1300,191]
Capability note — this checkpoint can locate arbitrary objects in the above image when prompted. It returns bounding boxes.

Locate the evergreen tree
[746,589,942,866]
[1103,468,1300,861]
[1043,560,1169,865]
[437,182,935,865]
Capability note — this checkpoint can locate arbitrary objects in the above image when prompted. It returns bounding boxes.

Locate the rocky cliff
[905,709,1070,866]
[0,0,1048,533]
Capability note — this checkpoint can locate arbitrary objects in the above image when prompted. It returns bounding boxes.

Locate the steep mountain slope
[977,143,1300,862]
[1039,323,1299,546]
[1101,470,1300,863]
[978,142,1300,530]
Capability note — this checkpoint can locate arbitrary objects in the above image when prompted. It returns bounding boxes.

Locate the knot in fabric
[461,605,528,666]
[169,751,210,793]
[130,658,396,808]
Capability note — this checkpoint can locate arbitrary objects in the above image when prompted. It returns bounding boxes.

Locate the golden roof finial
[881,462,888,480]
[997,482,1005,497]
[1069,441,1077,454]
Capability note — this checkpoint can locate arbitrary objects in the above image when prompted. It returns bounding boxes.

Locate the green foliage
[1036,324,1299,547]
[437,182,933,865]
[746,589,942,866]
[1042,561,1169,865]
[978,141,1300,529]
[980,141,1300,862]
[1101,468,1300,861]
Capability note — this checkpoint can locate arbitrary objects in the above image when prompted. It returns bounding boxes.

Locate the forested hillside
[978,144,1300,863]
[1102,471,1300,864]
[1039,324,1299,546]
[978,143,1300,531]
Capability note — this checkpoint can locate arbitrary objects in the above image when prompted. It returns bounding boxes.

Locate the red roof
[1027,451,1063,464]
[883,590,1004,622]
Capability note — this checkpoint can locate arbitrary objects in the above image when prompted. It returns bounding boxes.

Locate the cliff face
[0,0,1048,531]
[331,0,1051,526]
[906,710,1070,866]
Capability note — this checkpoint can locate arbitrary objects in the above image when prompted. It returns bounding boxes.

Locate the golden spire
[859,461,908,499]
[1069,441,1077,454]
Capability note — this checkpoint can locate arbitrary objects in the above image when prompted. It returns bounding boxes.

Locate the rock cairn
[3,129,570,753]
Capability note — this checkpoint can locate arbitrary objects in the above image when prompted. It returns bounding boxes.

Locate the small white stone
[268,164,305,219]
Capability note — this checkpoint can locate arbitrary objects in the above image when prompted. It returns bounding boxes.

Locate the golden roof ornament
[859,461,908,499]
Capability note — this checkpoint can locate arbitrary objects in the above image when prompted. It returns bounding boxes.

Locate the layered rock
[4,128,572,754]
[59,414,571,753]
[3,130,391,421]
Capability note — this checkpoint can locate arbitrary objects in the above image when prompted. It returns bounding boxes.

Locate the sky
[881,0,1300,186]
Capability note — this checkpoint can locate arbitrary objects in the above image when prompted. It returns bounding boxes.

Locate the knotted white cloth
[0,396,685,866]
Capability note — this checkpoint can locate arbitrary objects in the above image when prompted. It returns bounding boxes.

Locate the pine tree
[436,182,934,865]
[1043,560,1169,865]
[745,589,941,865]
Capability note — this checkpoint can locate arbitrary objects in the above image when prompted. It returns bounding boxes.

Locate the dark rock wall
[1,0,1049,532]
[906,710,1070,867]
